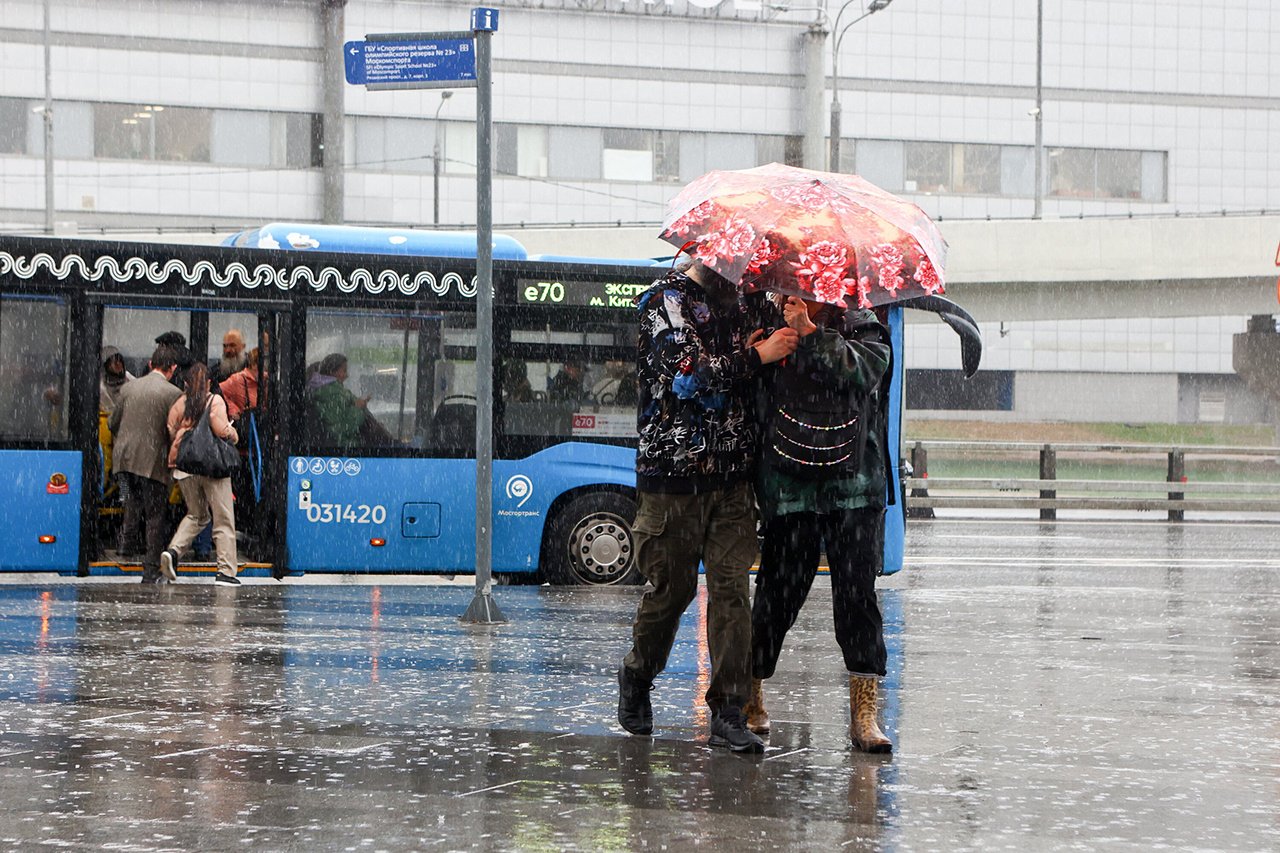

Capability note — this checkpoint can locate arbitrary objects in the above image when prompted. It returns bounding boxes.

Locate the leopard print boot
[848,674,892,754]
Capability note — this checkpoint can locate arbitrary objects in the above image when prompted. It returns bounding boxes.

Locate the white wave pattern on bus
[0,252,476,298]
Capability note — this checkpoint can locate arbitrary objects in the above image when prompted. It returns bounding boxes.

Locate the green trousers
[622,481,759,712]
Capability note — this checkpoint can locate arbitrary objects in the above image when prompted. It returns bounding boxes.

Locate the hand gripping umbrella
[660,163,948,308]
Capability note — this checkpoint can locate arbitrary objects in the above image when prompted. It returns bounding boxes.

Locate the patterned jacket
[635,271,763,493]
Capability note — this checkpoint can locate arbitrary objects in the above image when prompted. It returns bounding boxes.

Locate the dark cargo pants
[622,481,759,713]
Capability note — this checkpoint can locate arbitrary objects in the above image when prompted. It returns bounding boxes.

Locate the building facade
[1,0,1277,424]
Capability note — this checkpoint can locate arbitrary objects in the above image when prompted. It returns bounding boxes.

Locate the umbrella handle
[671,240,697,269]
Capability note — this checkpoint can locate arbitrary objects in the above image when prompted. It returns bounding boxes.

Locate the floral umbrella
[660,162,947,308]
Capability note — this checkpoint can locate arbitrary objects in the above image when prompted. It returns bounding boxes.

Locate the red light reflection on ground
[370,587,382,684]
[693,586,710,731]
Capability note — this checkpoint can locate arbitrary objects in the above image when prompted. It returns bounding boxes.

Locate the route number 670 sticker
[304,502,388,524]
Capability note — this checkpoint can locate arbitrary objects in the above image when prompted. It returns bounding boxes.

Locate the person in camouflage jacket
[617,262,797,753]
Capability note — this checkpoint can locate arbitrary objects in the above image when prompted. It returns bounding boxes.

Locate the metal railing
[905,440,1280,520]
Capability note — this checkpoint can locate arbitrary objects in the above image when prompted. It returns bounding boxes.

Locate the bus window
[501,321,636,442]
[102,308,190,380]
[303,308,476,453]
[0,296,70,441]
[501,356,637,440]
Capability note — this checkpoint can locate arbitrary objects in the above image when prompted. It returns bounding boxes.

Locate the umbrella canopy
[660,163,948,307]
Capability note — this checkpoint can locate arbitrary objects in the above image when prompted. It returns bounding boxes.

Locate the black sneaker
[213,572,241,585]
[710,707,764,753]
[159,549,178,582]
[617,666,653,736]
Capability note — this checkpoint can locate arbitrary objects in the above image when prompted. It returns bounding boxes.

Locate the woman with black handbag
[744,293,895,752]
[161,362,241,585]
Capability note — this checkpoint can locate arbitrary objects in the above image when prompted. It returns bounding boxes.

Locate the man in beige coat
[109,346,182,583]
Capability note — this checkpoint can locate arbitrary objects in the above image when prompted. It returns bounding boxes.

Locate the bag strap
[880,342,896,507]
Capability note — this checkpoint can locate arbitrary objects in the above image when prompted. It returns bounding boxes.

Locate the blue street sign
[471,7,500,31]
[344,34,477,89]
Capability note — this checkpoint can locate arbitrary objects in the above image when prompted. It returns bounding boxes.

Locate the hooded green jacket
[756,308,891,520]
[312,379,364,444]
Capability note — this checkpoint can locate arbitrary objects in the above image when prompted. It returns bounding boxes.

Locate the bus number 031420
[305,503,388,525]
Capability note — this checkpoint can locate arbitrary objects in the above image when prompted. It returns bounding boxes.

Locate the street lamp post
[829,0,893,173]
[1032,0,1044,219]
[432,90,453,226]
[42,0,54,233]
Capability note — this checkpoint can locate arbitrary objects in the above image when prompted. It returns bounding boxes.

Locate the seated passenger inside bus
[305,353,396,447]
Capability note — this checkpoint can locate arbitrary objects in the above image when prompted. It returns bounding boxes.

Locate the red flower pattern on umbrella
[769,182,854,216]
[851,274,874,309]
[745,237,783,277]
[869,243,906,297]
[693,216,757,270]
[792,241,853,306]
[913,256,943,295]
[659,163,947,307]
[667,200,720,237]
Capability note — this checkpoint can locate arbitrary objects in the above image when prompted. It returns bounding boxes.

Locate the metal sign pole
[461,8,505,624]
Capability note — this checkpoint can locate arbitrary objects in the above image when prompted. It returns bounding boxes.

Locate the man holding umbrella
[617,256,798,753]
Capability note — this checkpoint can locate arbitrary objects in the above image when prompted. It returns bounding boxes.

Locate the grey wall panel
[548,126,601,181]
[856,139,903,192]
[211,110,270,167]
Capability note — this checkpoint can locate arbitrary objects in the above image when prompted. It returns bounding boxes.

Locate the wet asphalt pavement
[0,518,1277,851]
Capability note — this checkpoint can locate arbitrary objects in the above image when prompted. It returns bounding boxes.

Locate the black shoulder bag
[176,398,240,478]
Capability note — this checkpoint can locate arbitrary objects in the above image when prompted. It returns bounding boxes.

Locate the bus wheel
[544,492,640,586]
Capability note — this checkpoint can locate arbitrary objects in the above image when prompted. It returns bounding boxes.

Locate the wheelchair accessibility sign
[292,457,365,477]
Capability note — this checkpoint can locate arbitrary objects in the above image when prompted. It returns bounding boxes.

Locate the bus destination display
[518,279,649,309]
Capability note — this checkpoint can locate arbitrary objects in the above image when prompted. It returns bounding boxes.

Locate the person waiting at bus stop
[616,258,798,753]
[744,294,895,753]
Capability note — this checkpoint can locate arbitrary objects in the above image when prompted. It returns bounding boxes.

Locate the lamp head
[869,0,893,11]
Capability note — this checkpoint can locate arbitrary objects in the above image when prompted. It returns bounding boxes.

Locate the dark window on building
[93,103,210,162]
[286,113,323,168]
[906,369,1014,411]
[783,135,804,167]
[653,130,680,183]
[904,141,950,192]
[953,143,1001,194]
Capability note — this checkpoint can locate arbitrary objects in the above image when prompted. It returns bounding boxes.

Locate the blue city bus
[0,225,977,582]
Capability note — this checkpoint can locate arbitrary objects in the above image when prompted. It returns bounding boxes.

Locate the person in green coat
[307,353,369,445]
[744,294,896,753]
